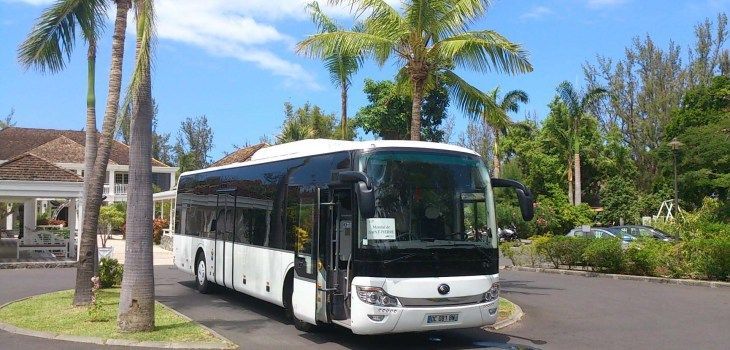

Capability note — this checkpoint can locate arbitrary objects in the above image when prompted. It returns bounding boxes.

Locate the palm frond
[297,31,394,66]
[441,70,492,120]
[433,30,532,75]
[556,81,581,117]
[438,0,490,36]
[123,0,155,113]
[580,87,608,111]
[308,2,338,33]
[500,89,529,113]
[18,0,107,73]
[329,0,400,23]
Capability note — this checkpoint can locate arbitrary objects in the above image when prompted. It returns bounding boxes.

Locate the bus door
[215,190,235,288]
[322,187,353,321]
[292,187,321,326]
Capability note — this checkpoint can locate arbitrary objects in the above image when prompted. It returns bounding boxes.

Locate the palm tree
[117,0,155,332]
[480,87,528,177]
[17,0,106,256]
[556,81,607,205]
[298,0,532,141]
[305,1,361,140]
[16,0,132,306]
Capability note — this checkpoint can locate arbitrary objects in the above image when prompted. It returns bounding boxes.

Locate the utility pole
[668,137,684,221]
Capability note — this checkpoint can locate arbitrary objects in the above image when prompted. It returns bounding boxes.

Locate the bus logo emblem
[437,284,450,295]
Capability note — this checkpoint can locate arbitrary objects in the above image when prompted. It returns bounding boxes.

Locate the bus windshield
[357,151,497,253]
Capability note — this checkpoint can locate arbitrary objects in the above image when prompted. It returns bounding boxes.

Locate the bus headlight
[356,286,400,307]
[482,282,499,303]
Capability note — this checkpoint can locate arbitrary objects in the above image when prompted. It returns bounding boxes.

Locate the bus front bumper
[350,298,498,335]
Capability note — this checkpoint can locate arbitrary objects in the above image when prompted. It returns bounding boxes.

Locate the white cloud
[586,0,629,9]
[520,5,553,20]
[4,0,53,5]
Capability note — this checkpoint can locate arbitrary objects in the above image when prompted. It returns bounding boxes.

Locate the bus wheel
[284,277,314,332]
[195,254,210,294]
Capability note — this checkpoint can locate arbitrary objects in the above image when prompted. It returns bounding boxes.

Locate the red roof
[0,127,167,166]
[0,154,83,182]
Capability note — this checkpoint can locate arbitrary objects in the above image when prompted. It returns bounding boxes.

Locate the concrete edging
[0,261,77,269]
[501,265,730,289]
[0,295,238,349]
[485,298,524,330]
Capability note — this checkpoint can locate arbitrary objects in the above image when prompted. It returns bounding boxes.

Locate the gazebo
[0,154,83,262]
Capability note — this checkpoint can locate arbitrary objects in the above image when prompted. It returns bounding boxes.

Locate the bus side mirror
[491,178,534,221]
[339,171,376,219]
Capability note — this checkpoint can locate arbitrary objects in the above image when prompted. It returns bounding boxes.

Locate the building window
[115,173,129,184]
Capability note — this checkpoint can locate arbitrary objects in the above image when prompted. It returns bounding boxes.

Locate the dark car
[566,227,636,247]
[609,225,674,242]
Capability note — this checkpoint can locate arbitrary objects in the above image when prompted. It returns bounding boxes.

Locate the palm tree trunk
[82,40,98,237]
[567,160,574,205]
[74,0,130,306]
[118,1,155,331]
[118,48,155,332]
[410,76,424,141]
[340,83,347,140]
[492,132,501,178]
[574,152,582,205]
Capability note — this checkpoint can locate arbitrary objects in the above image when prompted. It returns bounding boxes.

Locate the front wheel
[195,255,210,294]
[284,280,315,332]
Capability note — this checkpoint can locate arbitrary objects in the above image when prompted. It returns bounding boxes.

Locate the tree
[598,176,639,225]
[18,0,131,306]
[305,1,361,139]
[298,0,532,141]
[118,0,155,332]
[583,13,728,189]
[173,115,214,172]
[354,78,448,141]
[556,81,606,205]
[118,100,173,165]
[276,102,349,143]
[1,108,15,129]
[480,87,528,177]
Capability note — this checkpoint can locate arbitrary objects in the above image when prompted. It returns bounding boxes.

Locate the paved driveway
[0,266,728,350]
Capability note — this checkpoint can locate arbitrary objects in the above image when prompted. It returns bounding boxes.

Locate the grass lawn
[498,298,516,322]
[0,289,222,343]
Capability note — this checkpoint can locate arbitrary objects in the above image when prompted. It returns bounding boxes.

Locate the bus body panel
[349,275,499,335]
[173,234,193,274]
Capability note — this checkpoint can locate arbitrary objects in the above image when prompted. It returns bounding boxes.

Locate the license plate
[427,313,458,324]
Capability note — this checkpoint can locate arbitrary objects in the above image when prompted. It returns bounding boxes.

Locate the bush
[98,258,123,288]
[583,238,623,273]
[682,237,730,281]
[501,241,541,267]
[152,218,168,245]
[532,235,590,269]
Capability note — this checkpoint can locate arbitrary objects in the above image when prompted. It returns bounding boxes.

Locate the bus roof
[180,139,480,177]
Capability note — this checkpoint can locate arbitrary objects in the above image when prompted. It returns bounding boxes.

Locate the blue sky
[1,0,727,161]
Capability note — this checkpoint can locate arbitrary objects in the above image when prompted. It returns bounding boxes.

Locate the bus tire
[284,272,314,332]
[195,253,210,294]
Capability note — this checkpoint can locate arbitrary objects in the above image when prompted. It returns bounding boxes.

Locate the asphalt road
[0,266,728,350]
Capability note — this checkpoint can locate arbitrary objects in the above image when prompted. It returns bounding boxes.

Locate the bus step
[331,319,351,329]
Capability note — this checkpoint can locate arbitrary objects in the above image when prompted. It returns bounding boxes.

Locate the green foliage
[173,115,214,172]
[597,176,639,225]
[354,79,448,141]
[582,238,624,273]
[277,102,353,143]
[99,204,125,231]
[682,237,730,280]
[532,189,594,236]
[533,235,591,269]
[98,258,123,289]
[622,238,674,276]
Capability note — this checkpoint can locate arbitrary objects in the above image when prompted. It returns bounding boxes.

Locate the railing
[102,183,128,196]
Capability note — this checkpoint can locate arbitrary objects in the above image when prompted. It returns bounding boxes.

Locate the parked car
[609,225,674,242]
[566,227,636,246]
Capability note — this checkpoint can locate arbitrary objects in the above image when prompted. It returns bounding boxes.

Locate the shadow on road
[159,278,547,350]
[501,280,564,296]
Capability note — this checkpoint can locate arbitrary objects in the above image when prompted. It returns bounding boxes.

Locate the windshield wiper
[382,252,420,265]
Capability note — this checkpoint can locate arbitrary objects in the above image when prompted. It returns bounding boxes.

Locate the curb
[501,265,730,289]
[0,295,238,349]
[0,261,77,269]
[485,298,523,330]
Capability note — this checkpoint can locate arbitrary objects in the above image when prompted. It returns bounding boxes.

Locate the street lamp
[668,137,684,217]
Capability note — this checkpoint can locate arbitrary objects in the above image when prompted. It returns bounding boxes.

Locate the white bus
[173,139,533,334]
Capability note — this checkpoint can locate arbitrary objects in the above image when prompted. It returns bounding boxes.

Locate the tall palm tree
[305,1,361,140]
[556,81,606,205]
[118,0,155,332]
[480,87,528,177]
[16,0,131,306]
[298,0,532,141]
